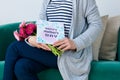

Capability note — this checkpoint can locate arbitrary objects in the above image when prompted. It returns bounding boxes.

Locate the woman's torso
[46,0,73,37]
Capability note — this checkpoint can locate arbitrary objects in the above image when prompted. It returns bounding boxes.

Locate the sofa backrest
[0,22,120,61]
[0,22,20,60]
[0,21,35,61]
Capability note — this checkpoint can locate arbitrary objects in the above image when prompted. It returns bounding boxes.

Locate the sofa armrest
[0,22,20,60]
[117,27,120,61]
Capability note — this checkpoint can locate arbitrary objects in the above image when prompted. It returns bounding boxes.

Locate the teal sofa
[0,22,120,80]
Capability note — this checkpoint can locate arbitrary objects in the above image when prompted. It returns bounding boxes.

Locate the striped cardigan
[38,0,102,80]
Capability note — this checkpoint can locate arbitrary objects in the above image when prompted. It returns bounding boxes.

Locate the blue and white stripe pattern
[46,0,73,37]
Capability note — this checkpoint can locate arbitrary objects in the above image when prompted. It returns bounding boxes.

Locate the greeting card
[36,20,65,44]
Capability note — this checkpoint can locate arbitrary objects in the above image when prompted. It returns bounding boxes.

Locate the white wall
[0,0,120,25]
[0,0,41,24]
[96,0,120,16]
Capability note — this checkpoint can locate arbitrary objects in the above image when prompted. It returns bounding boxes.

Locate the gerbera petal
[19,21,26,28]
[13,30,20,41]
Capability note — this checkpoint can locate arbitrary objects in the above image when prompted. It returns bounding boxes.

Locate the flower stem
[47,44,63,56]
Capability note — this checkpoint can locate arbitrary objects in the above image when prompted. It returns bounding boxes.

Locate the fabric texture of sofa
[0,22,120,80]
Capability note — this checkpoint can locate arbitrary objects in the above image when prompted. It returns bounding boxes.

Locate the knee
[14,59,30,76]
[5,41,19,58]
[7,41,19,51]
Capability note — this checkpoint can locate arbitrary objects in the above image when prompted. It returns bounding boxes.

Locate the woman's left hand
[53,38,76,52]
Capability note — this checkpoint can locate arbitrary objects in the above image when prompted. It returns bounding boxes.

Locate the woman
[3,0,102,80]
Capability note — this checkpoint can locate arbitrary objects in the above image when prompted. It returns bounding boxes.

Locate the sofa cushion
[37,61,120,80]
[99,15,120,60]
[92,15,108,61]
[0,61,5,80]
[38,69,63,80]
[1,60,120,80]
[89,61,120,80]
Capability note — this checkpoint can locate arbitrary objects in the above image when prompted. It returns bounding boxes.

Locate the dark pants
[3,41,58,80]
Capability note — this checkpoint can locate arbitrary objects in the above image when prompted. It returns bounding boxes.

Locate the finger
[53,39,64,44]
[58,43,67,50]
[36,43,42,48]
[62,46,69,51]
[37,44,48,51]
[53,37,67,45]
[40,46,48,50]
[41,44,51,51]
[53,40,65,47]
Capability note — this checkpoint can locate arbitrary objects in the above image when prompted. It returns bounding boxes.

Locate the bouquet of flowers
[13,21,36,41]
[13,21,63,56]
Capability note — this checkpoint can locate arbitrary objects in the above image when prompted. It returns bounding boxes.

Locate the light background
[0,0,120,24]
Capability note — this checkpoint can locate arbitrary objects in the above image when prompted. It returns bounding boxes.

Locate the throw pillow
[99,15,120,60]
[92,15,108,61]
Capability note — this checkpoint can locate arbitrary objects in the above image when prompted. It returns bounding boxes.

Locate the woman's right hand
[28,36,51,51]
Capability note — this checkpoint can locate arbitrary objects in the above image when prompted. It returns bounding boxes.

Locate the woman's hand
[53,38,76,52]
[28,36,51,51]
